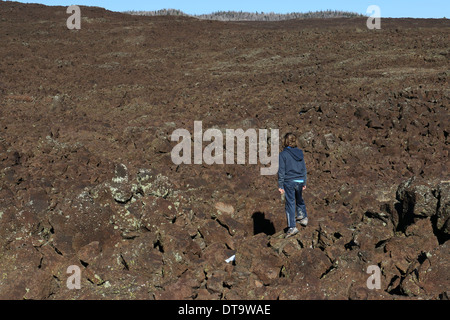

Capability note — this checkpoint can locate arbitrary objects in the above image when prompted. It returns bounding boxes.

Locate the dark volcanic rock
[0,1,448,300]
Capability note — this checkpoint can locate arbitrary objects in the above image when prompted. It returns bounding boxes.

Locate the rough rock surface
[0,2,449,300]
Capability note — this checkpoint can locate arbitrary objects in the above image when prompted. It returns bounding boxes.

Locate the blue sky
[9,0,450,18]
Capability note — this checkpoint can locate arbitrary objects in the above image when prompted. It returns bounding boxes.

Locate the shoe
[285,227,299,238]
[296,210,306,221]
[299,217,308,227]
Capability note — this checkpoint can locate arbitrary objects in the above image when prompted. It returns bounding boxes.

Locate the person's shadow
[252,212,276,236]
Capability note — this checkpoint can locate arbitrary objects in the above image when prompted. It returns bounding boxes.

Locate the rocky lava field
[0,2,449,299]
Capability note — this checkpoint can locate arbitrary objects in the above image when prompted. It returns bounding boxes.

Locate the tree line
[124,9,365,21]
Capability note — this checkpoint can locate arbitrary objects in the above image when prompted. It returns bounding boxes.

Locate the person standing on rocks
[278,132,308,238]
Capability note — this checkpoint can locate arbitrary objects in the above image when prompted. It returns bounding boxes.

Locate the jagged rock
[155,273,199,300]
[351,213,395,251]
[201,242,234,272]
[401,242,449,298]
[78,241,101,265]
[109,163,133,203]
[214,202,235,216]
[396,177,438,220]
[250,251,283,285]
[268,234,303,256]
[216,213,245,236]
[382,220,439,295]
[0,1,448,300]
[136,169,173,199]
[198,219,235,249]
[436,182,450,237]
[151,136,172,154]
[286,248,332,280]
[205,269,228,295]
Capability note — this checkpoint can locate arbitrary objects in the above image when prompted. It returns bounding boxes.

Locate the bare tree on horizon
[125,9,366,21]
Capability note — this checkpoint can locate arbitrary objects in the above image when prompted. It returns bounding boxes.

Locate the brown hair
[283,132,297,148]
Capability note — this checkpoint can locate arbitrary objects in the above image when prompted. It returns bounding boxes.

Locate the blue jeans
[283,181,307,228]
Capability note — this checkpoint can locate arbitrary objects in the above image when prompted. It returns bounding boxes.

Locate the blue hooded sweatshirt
[278,147,307,189]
